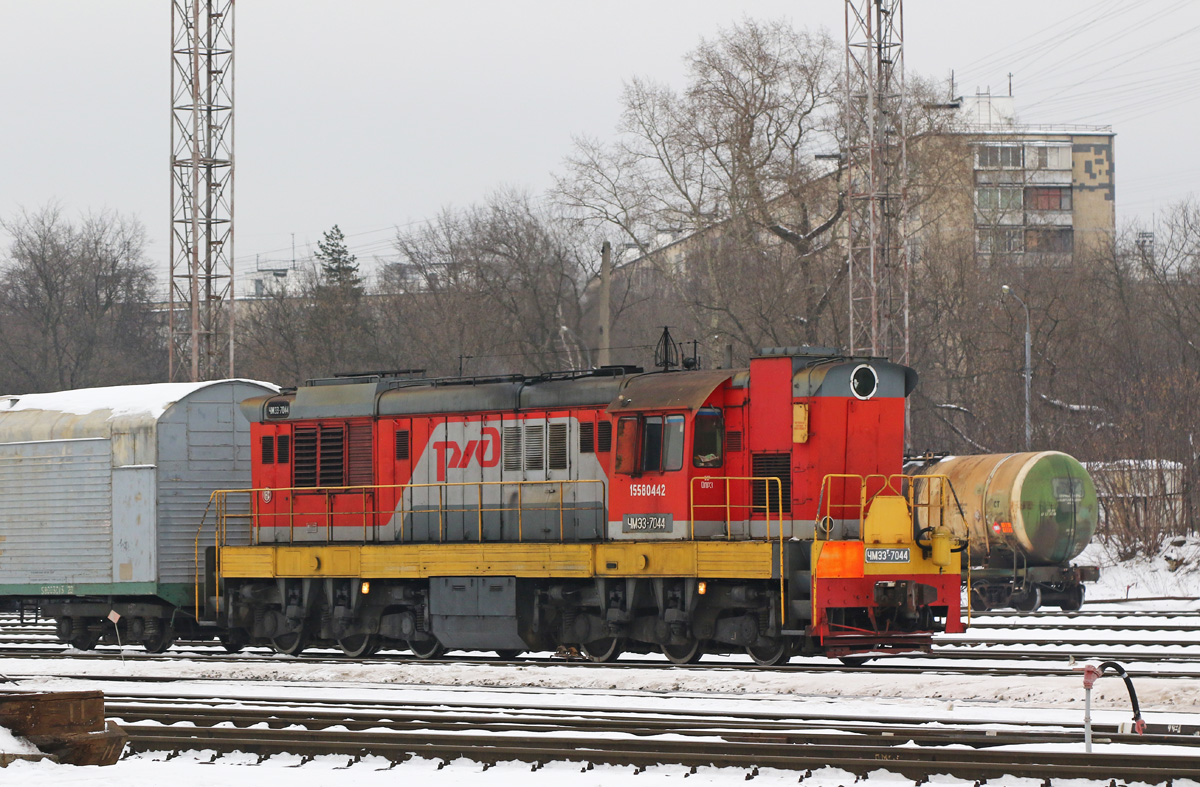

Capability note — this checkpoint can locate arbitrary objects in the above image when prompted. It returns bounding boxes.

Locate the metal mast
[170,0,235,381]
[844,0,907,363]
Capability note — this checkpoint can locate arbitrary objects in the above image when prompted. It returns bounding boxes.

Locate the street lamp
[1001,285,1031,451]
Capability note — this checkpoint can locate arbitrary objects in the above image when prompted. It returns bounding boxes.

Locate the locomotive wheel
[141,627,177,654]
[580,637,624,663]
[1059,584,1085,612]
[407,637,445,660]
[1011,586,1042,612]
[662,639,704,665]
[338,633,380,658]
[746,640,790,666]
[271,630,308,656]
[218,630,249,653]
[494,650,523,660]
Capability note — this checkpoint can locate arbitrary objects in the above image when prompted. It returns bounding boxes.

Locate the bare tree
[0,204,163,391]
[386,189,592,375]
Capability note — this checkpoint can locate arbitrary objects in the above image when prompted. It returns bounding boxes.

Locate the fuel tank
[925,451,1098,568]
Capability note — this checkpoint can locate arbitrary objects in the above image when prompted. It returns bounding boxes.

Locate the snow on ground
[3,541,1200,785]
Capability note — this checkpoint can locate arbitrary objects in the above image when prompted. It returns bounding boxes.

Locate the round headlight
[850,364,878,400]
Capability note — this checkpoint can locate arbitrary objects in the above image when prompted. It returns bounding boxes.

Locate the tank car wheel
[271,630,308,656]
[662,639,704,665]
[407,637,445,660]
[580,637,624,663]
[142,627,177,654]
[218,630,249,653]
[1011,586,1042,612]
[838,656,872,668]
[1059,584,1085,612]
[969,588,991,612]
[494,649,523,660]
[338,633,380,658]
[746,640,790,666]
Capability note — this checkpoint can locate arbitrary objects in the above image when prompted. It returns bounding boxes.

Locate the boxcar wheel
[271,630,307,656]
[407,638,444,660]
[662,639,704,665]
[580,637,624,663]
[746,640,790,666]
[142,627,176,654]
[69,632,100,651]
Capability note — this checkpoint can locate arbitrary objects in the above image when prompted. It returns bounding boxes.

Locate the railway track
[107,692,1200,782]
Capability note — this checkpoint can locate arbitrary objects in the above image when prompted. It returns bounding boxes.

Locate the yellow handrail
[688,475,785,625]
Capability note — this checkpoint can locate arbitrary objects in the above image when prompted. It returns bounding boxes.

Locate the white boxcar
[0,379,276,650]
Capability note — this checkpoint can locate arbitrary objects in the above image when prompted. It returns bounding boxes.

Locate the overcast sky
[1,1,1196,292]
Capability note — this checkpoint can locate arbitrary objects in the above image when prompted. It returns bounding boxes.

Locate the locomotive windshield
[693,408,724,468]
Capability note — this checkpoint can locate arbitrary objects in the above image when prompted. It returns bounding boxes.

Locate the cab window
[693,407,724,468]
[615,414,686,474]
[614,416,640,474]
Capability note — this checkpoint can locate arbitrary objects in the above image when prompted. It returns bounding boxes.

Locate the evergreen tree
[315,224,362,291]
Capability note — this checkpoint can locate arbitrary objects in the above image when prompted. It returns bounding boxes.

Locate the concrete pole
[598,241,612,367]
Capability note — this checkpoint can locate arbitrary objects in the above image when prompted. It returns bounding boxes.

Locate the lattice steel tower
[844,0,908,363]
[170,0,235,381]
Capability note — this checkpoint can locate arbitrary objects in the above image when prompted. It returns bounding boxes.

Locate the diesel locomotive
[209,347,964,663]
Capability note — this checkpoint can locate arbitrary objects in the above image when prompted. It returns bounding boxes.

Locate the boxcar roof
[0,379,279,420]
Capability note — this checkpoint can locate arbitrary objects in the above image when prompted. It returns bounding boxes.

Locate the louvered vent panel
[524,424,545,470]
[395,430,410,461]
[751,453,791,514]
[319,425,346,487]
[347,422,373,485]
[578,422,595,453]
[548,423,568,470]
[260,435,275,465]
[597,421,613,452]
[726,430,743,452]
[293,428,318,487]
[277,435,291,464]
[503,426,522,471]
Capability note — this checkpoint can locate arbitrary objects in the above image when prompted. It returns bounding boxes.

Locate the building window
[976,144,1022,169]
[976,187,1023,212]
[1026,186,1072,212]
[1027,144,1072,170]
[1026,228,1074,253]
[976,227,1024,254]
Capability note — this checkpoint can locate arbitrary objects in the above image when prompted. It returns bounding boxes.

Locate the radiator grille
[548,423,568,470]
[277,435,290,464]
[597,421,613,452]
[579,422,595,453]
[726,430,743,452]
[347,422,373,485]
[751,453,791,514]
[503,426,522,471]
[395,429,410,461]
[260,435,275,465]
[293,427,317,486]
[524,424,545,470]
[318,425,345,487]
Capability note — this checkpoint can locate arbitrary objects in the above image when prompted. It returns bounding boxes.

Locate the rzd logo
[433,426,501,481]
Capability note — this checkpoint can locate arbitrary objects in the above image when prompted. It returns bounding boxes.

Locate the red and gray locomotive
[212,346,963,663]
